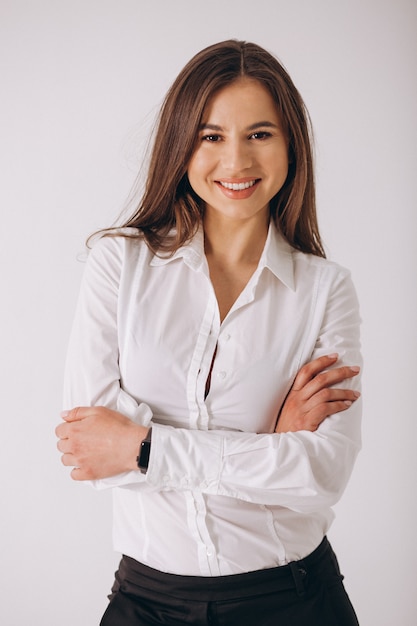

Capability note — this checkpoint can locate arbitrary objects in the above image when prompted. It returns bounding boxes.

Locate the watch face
[137,433,152,473]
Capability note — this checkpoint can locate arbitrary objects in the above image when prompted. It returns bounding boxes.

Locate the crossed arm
[55,353,360,482]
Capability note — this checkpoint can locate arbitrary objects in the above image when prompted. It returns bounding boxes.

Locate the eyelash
[249,131,272,140]
[201,134,222,142]
[201,131,272,143]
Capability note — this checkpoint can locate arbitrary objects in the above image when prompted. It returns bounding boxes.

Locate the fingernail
[328,353,338,359]
[61,410,70,418]
[350,366,360,373]
[353,391,361,398]
[344,400,353,407]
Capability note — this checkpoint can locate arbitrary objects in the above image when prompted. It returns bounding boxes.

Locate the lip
[215,178,261,199]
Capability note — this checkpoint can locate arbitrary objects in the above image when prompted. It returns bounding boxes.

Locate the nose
[221,138,252,172]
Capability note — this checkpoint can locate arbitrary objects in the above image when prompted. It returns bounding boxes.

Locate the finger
[306,366,360,397]
[71,467,92,481]
[292,354,339,391]
[60,452,78,467]
[61,407,91,422]
[308,387,361,409]
[295,388,360,428]
[55,422,69,439]
[306,398,357,429]
[57,438,72,453]
[56,439,69,454]
[71,467,82,481]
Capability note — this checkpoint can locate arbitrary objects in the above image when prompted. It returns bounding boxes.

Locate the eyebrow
[199,121,280,132]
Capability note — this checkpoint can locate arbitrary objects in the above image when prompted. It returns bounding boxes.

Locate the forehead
[202,78,281,125]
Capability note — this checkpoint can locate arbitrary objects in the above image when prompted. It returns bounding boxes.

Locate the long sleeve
[64,235,124,409]
[63,233,153,488]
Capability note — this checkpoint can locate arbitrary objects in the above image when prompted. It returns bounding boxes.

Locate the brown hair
[112,40,325,257]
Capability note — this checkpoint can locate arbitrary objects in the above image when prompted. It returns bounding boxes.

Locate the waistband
[118,536,336,601]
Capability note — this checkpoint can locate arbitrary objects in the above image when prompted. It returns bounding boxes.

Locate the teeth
[219,180,257,190]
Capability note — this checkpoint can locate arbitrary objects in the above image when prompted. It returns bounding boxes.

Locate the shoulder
[292,249,352,285]
[82,228,153,288]
[290,250,360,314]
[87,228,151,266]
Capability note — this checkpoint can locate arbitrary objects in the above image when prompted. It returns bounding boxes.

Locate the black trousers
[100,537,359,625]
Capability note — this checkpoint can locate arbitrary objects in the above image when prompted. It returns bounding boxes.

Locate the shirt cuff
[146,423,223,492]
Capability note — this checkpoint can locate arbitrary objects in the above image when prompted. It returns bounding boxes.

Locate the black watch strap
[137,428,152,474]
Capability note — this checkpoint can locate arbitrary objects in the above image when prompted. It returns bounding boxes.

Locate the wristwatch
[137,428,152,474]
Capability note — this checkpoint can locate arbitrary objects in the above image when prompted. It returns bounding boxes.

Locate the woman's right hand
[275,354,360,433]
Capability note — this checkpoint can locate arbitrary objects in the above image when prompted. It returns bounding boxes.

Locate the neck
[203,212,269,266]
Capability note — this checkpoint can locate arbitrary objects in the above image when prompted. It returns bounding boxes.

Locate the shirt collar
[259,222,295,291]
[150,222,295,291]
[149,227,206,272]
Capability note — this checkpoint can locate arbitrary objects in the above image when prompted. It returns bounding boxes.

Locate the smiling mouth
[217,179,260,191]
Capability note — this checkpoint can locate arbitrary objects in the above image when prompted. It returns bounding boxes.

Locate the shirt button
[224,333,231,341]
[218,371,226,379]
[206,548,213,557]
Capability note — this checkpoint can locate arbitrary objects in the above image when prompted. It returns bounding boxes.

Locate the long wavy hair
[108,40,325,257]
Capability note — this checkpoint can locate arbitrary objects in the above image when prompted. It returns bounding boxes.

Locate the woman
[56,40,362,625]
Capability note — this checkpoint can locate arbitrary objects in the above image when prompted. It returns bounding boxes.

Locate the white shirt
[64,222,362,576]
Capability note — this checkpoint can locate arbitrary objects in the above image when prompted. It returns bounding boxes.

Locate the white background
[1,1,416,624]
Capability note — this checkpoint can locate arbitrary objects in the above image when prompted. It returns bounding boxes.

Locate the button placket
[187,288,219,429]
[211,327,233,386]
[191,493,221,576]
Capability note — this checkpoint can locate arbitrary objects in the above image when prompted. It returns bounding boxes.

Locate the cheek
[186,169,198,196]
[187,153,208,191]
[270,150,289,182]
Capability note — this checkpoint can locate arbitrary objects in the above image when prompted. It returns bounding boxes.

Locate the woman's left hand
[55,406,149,481]
[275,354,360,433]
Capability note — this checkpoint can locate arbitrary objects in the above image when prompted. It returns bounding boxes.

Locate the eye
[201,134,222,142]
[249,131,272,140]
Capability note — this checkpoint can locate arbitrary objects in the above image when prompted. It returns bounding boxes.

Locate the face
[187,78,289,225]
